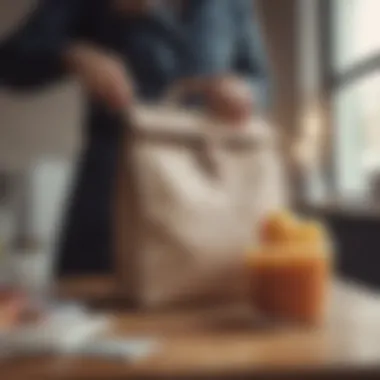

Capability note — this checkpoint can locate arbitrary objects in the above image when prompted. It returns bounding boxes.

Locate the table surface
[2,278,380,380]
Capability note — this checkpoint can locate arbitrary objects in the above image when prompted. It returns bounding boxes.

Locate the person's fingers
[100,76,126,111]
[210,96,252,125]
[65,43,134,111]
[104,67,133,110]
[215,78,254,125]
[86,60,133,111]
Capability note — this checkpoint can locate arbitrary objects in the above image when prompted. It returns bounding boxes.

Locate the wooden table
[2,279,380,380]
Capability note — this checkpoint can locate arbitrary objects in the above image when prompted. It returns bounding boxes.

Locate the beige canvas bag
[115,100,287,308]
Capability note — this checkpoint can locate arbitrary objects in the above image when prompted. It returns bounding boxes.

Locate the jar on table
[246,212,334,326]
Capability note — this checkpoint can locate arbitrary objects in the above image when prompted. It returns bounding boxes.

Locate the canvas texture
[115,104,287,308]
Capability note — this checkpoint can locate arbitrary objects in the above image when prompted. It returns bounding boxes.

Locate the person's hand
[203,76,254,125]
[174,75,254,125]
[63,43,133,111]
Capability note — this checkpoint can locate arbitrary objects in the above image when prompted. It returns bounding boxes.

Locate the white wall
[0,0,83,248]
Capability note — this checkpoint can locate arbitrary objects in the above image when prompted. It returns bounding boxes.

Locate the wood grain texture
[3,279,380,380]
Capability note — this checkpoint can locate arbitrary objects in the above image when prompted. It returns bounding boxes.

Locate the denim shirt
[0,0,271,109]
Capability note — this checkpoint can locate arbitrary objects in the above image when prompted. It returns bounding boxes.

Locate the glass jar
[247,242,333,326]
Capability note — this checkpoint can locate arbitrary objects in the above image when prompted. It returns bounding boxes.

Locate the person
[0,0,271,276]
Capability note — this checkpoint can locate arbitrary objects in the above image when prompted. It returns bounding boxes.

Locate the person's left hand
[173,75,254,125]
[203,76,254,125]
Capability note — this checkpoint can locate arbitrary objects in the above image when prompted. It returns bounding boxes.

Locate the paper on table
[0,303,160,362]
[0,309,110,356]
[68,339,161,361]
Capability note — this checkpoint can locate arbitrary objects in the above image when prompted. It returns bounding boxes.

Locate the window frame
[318,0,380,202]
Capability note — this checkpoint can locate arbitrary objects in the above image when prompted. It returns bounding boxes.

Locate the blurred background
[1,0,380,289]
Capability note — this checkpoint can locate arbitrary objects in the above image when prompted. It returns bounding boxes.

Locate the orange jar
[247,213,333,326]
[248,245,332,325]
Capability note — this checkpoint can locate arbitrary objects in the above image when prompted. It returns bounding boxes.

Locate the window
[327,0,380,202]
[331,0,380,72]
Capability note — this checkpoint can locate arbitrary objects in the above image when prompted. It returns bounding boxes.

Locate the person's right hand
[63,43,133,111]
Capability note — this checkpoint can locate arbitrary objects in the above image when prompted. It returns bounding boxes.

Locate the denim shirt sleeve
[180,0,235,77]
[236,0,272,112]
[179,0,272,112]
[0,0,87,90]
